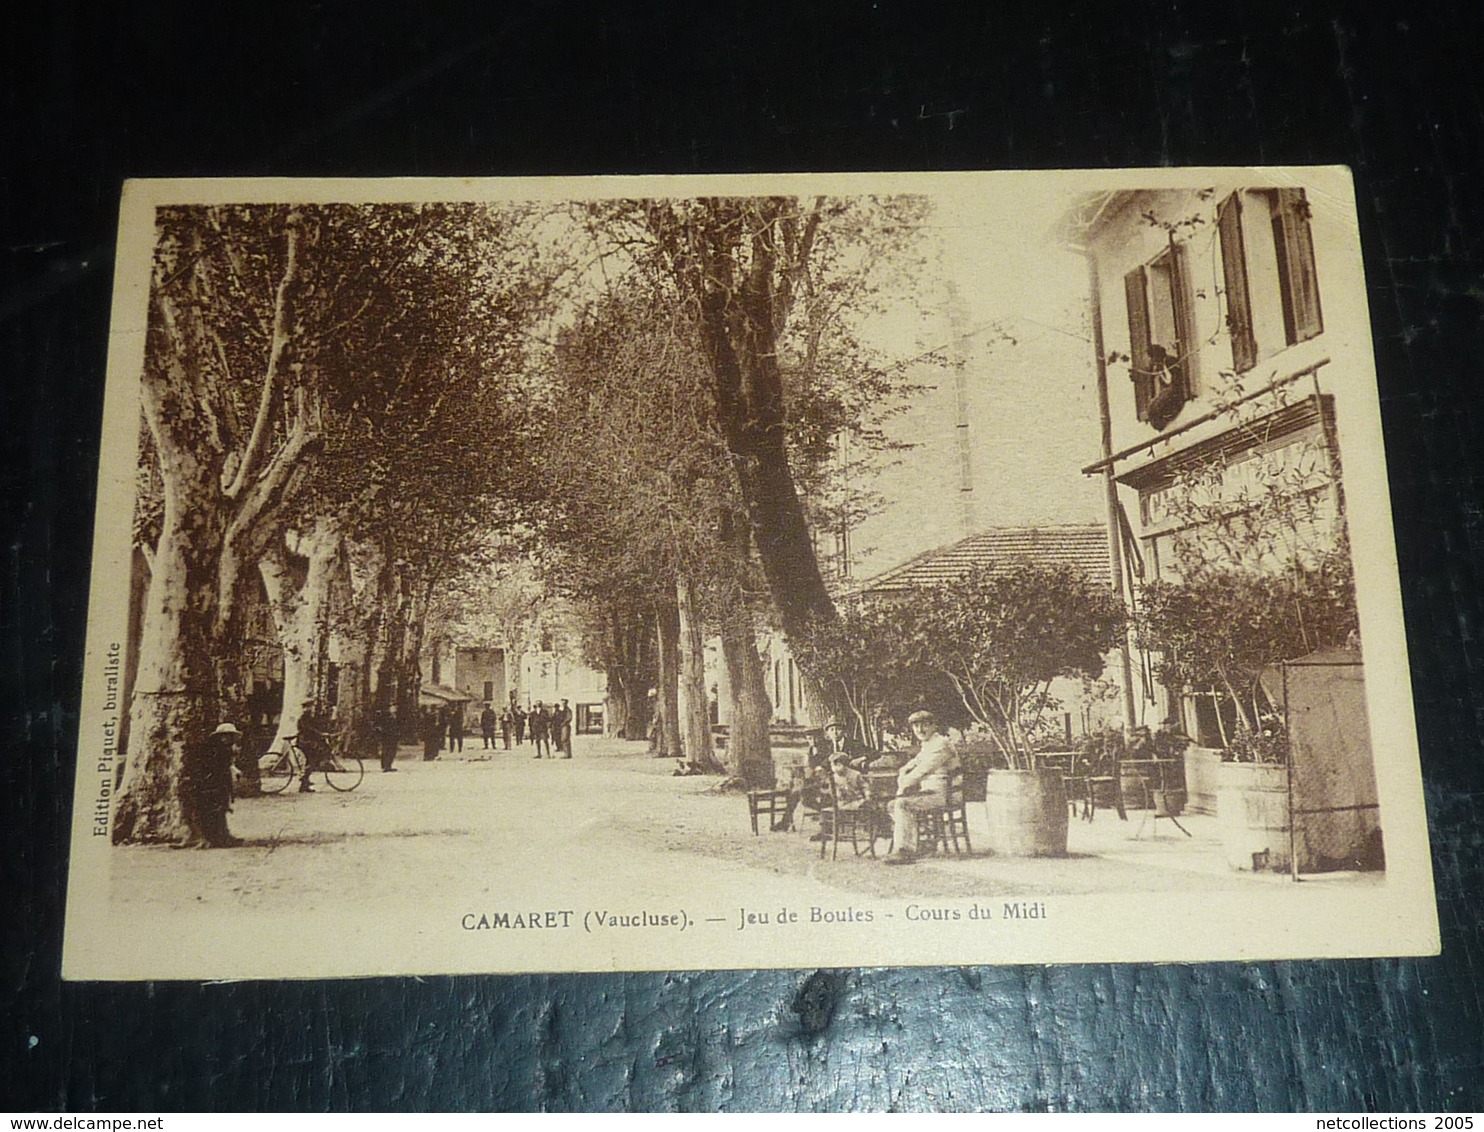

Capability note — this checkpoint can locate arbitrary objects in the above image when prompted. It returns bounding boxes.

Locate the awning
[1080,365,1330,481]
[419,683,474,707]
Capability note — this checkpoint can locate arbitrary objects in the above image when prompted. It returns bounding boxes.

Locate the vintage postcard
[63,169,1439,980]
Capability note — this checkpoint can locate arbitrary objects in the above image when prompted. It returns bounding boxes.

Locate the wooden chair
[819,798,881,859]
[918,769,972,857]
[1081,737,1127,821]
[1085,772,1127,820]
[1063,774,1091,820]
[819,771,887,859]
[747,788,790,835]
[1060,750,1092,820]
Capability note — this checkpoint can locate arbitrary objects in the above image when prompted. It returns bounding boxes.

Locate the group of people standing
[392,698,580,763]
[176,692,582,849]
[418,703,465,761]
[476,699,574,758]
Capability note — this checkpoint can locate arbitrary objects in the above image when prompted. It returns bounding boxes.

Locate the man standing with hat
[884,709,959,864]
[376,702,400,773]
[554,699,573,758]
[529,701,552,759]
[182,723,243,848]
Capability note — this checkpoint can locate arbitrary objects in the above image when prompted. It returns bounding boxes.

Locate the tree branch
[226,207,309,500]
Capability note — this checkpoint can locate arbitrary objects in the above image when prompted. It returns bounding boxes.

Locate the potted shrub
[1181,726,1224,816]
[902,563,1126,857]
[1136,550,1357,872]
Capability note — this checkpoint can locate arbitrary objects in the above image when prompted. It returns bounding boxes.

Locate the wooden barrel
[982,770,1069,857]
[1183,746,1223,815]
[1216,762,1291,872]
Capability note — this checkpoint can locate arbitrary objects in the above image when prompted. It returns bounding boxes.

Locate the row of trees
[115,203,552,842]
[525,197,930,786]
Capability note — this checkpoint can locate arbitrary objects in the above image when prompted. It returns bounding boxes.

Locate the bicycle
[260,732,364,794]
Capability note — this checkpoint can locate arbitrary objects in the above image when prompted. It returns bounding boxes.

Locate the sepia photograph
[61,169,1438,980]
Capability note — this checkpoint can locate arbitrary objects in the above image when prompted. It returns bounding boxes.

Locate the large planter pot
[1183,746,1223,815]
[1216,761,1291,872]
[982,769,1068,857]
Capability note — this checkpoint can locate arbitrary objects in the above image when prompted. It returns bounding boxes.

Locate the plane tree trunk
[111,470,225,844]
[719,619,773,788]
[601,605,654,740]
[676,573,723,773]
[653,597,682,759]
[259,520,341,758]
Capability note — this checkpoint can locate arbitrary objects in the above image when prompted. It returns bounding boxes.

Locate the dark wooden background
[4,1,1482,1112]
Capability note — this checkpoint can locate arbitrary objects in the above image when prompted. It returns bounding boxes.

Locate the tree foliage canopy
[792,598,955,750]
[573,195,932,652]
[304,203,554,572]
[899,564,1126,768]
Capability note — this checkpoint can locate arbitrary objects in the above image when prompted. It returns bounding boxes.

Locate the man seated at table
[777,730,833,836]
[883,709,960,865]
[778,764,832,836]
[816,719,868,765]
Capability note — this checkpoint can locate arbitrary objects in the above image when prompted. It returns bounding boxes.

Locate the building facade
[1066,182,1364,744]
[520,649,607,733]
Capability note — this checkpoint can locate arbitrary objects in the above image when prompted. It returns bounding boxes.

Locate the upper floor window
[1270,188,1324,345]
[1124,242,1192,431]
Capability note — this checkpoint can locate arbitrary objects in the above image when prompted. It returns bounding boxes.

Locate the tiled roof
[856,525,1113,595]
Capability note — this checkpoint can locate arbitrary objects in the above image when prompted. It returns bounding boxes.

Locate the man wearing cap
[182,723,242,848]
[884,709,959,864]
[529,701,552,759]
[376,702,400,773]
[815,719,866,766]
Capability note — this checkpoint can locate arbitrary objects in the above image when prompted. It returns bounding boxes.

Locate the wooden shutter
[1272,188,1324,344]
[1124,266,1153,422]
[1166,241,1193,398]
[1218,193,1258,371]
